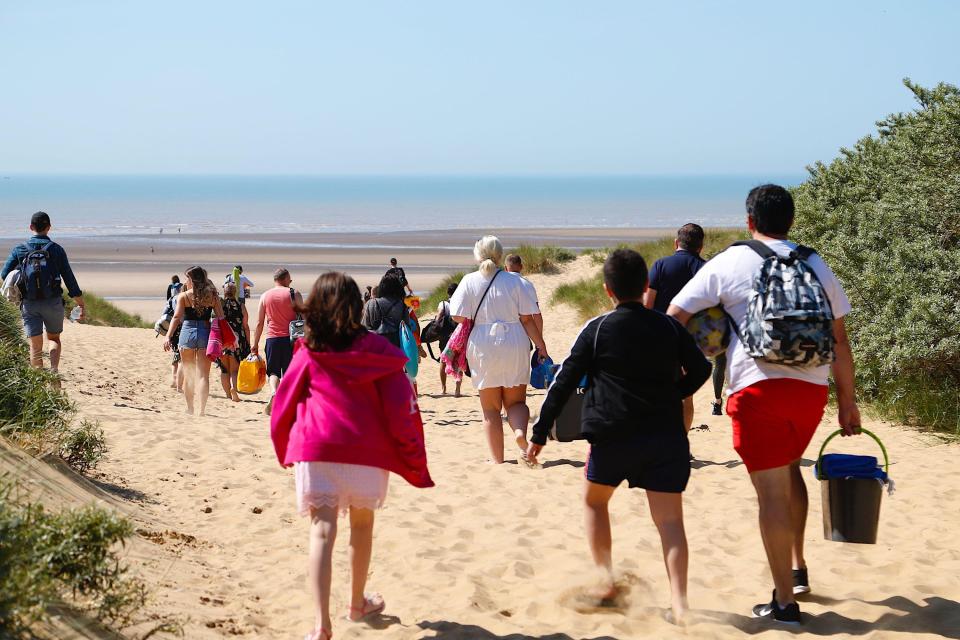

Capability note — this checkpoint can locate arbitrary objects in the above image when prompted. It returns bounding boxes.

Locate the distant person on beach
[163,266,224,416]
[448,236,548,465]
[218,281,251,402]
[252,268,303,416]
[270,272,433,640]
[504,254,543,336]
[385,258,413,295]
[527,249,710,622]
[1,211,86,374]
[166,275,182,300]
[668,184,862,625]
[223,265,254,304]
[436,281,461,396]
[643,223,706,430]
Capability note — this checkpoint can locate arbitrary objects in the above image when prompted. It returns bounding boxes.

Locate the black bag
[288,288,305,342]
[549,313,609,442]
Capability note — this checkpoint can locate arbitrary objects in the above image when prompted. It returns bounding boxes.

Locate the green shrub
[792,79,960,434]
[422,271,467,318]
[0,344,74,449]
[58,420,107,473]
[64,292,151,329]
[0,481,154,637]
[511,244,577,275]
[553,229,746,321]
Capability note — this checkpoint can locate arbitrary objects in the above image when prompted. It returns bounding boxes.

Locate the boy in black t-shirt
[528,249,711,623]
[385,257,413,295]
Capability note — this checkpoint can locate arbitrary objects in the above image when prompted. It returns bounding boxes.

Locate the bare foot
[231,390,241,402]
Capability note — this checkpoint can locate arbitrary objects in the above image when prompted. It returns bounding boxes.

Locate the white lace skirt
[294,461,389,516]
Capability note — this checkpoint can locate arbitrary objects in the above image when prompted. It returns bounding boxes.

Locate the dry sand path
[28,256,960,638]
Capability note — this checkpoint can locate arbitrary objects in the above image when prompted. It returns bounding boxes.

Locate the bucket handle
[815,428,889,479]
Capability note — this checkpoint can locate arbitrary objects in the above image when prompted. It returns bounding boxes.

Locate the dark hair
[274,267,290,282]
[235,265,243,273]
[31,211,51,233]
[746,184,794,236]
[377,274,404,300]
[390,258,398,266]
[677,223,705,251]
[446,281,458,298]
[171,275,180,284]
[299,272,366,352]
[603,249,648,300]
[505,254,522,269]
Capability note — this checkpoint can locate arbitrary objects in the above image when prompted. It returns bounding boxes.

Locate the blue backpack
[18,241,59,301]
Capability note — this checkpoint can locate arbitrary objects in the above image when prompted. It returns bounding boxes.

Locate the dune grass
[422,245,577,317]
[64,292,151,329]
[553,229,747,321]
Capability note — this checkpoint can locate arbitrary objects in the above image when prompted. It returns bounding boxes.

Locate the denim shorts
[178,320,211,350]
[21,296,65,338]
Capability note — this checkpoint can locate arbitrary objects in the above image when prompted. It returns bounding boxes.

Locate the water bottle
[70,305,83,322]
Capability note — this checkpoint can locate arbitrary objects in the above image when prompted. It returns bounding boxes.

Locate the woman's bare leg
[218,359,231,397]
[308,505,338,635]
[584,480,617,598]
[171,361,179,388]
[647,490,689,622]
[180,349,197,415]
[503,384,530,453]
[348,507,377,618]
[478,387,505,463]
[196,356,213,416]
[229,357,241,401]
[440,365,447,395]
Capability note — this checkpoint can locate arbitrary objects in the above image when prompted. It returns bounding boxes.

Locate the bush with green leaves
[0,481,144,637]
[792,79,960,434]
[58,420,107,473]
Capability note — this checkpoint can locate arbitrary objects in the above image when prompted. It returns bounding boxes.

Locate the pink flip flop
[346,593,385,621]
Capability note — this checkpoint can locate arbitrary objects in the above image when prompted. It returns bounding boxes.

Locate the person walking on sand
[1,211,86,375]
[361,274,408,350]
[218,281,251,402]
[527,249,711,623]
[505,254,543,336]
[223,265,254,305]
[385,257,413,296]
[252,268,303,415]
[668,184,862,625]
[270,272,433,640]
[643,223,706,431]
[163,266,224,416]
[436,281,461,396]
[448,236,548,465]
[166,274,183,300]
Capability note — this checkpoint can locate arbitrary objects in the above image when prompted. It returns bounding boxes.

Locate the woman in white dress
[449,236,549,464]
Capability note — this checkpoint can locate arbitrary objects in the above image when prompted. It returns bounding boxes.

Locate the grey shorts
[21,297,65,338]
[178,320,211,350]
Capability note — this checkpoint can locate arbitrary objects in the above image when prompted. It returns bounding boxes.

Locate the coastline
[59,227,680,319]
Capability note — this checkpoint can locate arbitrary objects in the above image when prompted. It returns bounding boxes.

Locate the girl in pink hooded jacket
[270,272,433,640]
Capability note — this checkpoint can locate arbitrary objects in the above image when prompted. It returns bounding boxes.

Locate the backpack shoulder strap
[289,288,302,320]
[792,245,817,261]
[731,239,778,260]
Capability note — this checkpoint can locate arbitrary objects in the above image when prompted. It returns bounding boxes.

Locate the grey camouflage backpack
[732,240,835,367]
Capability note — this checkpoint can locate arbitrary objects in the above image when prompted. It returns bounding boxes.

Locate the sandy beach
[59,228,674,321]
[5,253,959,639]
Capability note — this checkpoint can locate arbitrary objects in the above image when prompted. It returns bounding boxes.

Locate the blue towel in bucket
[818,453,887,481]
[530,355,556,389]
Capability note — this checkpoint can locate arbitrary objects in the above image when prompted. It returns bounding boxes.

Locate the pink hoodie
[270,332,434,489]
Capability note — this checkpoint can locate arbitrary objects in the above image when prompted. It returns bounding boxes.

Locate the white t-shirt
[516,274,541,314]
[449,270,539,325]
[671,239,852,395]
[224,274,255,299]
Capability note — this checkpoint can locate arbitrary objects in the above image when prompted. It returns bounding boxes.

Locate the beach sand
[7,254,960,639]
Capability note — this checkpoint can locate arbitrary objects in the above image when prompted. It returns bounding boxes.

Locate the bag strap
[289,288,302,321]
[731,239,778,260]
[792,245,816,261]
[471,270,501,324]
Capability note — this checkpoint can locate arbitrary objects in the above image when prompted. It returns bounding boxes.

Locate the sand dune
[10,255,960,639]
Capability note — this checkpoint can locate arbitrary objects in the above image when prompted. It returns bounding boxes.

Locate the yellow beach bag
[238,354,267,395]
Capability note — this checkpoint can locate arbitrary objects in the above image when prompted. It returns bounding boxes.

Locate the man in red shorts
[668,184,862,625]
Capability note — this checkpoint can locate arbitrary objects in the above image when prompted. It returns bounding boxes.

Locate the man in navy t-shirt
[643,224,706,314]
[644,223,706,433]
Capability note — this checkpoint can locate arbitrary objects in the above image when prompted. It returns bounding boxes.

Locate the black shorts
[264,336,293,378]
[586,432,690,493]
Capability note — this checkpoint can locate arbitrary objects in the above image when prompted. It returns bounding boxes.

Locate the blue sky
[1,1,957,175]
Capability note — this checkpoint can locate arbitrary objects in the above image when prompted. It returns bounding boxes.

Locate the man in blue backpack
[1,211,86,372]
[668,185,861,625]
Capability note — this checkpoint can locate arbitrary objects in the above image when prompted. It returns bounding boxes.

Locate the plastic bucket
[816,429,888,544]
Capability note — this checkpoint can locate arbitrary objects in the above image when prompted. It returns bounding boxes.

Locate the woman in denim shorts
[163,266,224,416]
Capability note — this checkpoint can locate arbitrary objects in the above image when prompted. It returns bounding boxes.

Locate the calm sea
[0,174,805,238]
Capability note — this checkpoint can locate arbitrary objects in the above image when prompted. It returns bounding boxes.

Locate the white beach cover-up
[449,270,540,390]
[295,461,389,516]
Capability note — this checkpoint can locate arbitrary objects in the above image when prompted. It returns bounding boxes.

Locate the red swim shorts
[727,378,828,473]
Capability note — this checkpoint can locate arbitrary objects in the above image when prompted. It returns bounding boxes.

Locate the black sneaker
[751,591,802,625]
[793,567,811,595]
[711,400,723,416]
